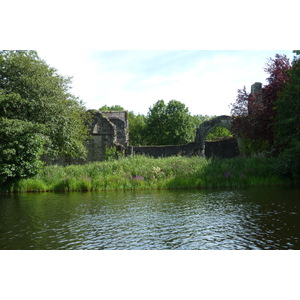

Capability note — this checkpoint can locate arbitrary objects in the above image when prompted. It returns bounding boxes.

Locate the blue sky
[3,0,297,117]
[37,50,295,116]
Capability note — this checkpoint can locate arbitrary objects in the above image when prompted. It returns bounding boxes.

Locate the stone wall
[100,111,129,147]
[43,110,242,165]
[42,110,129,165]
[248,82,263,115]
[126,139,239,159]
[205,137,239,158]
[126,142,200,158]
[86,111,117,162]
[43,82,268,165]
[195,115,234,156]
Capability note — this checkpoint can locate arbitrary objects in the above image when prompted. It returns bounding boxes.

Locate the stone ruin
[45,82,264,165]
[195,115,234,157]
[42,110,129,165]
[127,114,239,159]
[85,110,129,162]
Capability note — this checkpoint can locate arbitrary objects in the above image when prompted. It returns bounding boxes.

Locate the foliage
[144,100,195,145]
[98,103,232,146]
[0,118,45,184]
[0,50,88,159]
[2,155,293,193]
[275,51,300,180]
[275,141,300,182]
[230,54,292,155]
[99,104,125,111]
[206,127,233,140]
[275,51,300,150]
[128,112,147,146]
[0,50,88,184]
[105,146,124,161]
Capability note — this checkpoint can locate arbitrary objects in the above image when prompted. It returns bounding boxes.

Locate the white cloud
[36,50,295,116]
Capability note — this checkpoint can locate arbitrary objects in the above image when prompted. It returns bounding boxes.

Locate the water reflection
[0,188,299,250]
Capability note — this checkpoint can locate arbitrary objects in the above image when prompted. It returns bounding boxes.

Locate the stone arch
[195,115,235,156]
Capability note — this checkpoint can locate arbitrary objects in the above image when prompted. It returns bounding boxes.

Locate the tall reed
[1,155,293,193]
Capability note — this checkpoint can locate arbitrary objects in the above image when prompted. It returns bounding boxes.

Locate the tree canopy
[274,51,300,180]
[99,104,125,111]
[0,50,88,183]
[144,100,195,145]
[98,102,232,146]
[229,51,300,180]
[230,54,292,155]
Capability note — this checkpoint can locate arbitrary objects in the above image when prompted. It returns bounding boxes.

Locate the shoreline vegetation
[0,155,297,193]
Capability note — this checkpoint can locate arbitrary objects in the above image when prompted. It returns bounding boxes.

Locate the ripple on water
[1,188,299,250]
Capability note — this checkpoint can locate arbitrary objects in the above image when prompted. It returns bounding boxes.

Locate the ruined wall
[85,112,117,162]
[128,115,241,159]
[43,82,268,165]
[195,115,233,156]
[100,111,129,147]
[43,109,243,165]
[248,82,263,116]
[205,138,239,159]
[127,139,239,159]
[42,110,129,165]
[126,142,200,158]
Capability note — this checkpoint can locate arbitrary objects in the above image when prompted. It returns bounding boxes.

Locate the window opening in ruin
[206,127,233,141]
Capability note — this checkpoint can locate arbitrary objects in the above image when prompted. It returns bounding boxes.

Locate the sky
[37,50,295,116]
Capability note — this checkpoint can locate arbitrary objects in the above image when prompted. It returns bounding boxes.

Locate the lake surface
[0,187,299,250]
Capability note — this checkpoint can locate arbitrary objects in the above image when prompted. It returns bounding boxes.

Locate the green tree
[99,104,124,111]
[230,54,291,155]
[0,118,45,184]
[275,51,300,180]
[128,112,147,146]
[144,100,195,145]
[275,51,300,150]
[0,50,88,158]
[0,50,88,183]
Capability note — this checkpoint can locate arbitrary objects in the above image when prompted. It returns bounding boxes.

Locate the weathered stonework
[126,115,240,159]
[46,94,263,164]
[85,111,117,162]
[100,111,129,147]
[44,82,270,164]
[195,115,234,156]
[205,137,239,158]
[42,110,129,165]
[249,82,263,115]
[126,142,199,158]
[85,110,129,162]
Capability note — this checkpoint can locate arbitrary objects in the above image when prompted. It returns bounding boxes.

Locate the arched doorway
[195,115,239,157]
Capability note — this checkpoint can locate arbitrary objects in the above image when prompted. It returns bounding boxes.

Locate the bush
[1,155,295,193]
[0,118,45,184]
[276,141,300,181]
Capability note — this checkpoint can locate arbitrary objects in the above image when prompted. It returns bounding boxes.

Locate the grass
[1,155,294,193]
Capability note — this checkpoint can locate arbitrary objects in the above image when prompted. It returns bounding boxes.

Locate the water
[0,187,299,250]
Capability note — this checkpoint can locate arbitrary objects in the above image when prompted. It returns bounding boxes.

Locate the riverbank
[1,155,295,193]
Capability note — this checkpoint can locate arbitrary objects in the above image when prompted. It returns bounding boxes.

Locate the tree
[275,51,300,180]
[0,118,44,184]
[144,100,195,145]
[230,54,291,155]
[0,50,88,183]
[275,51,300,150]
[0,51,88,158]
[128,112,147,146]
[99,104,124,111]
